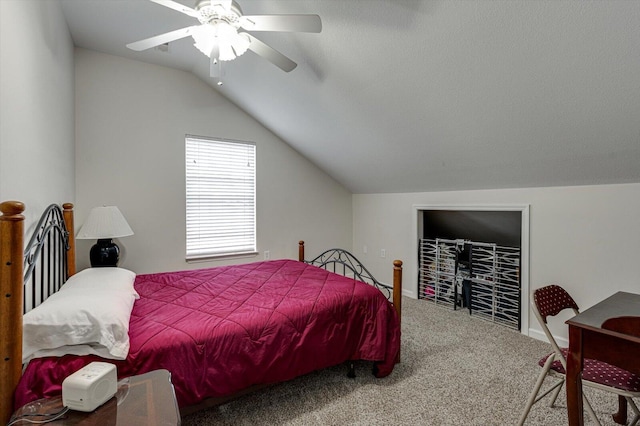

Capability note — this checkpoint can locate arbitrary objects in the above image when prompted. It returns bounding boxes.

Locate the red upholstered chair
[518,285,640,426]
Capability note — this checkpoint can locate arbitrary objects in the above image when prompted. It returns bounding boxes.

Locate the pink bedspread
[16,260,400,408]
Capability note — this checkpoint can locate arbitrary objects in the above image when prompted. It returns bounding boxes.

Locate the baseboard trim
[527,328,568,348]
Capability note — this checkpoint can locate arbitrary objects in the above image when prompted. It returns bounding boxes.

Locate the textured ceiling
[60,0,640,193]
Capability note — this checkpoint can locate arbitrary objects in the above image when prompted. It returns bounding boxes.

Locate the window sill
[185,251,259,263]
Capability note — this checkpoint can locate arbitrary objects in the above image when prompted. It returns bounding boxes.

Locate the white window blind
[185,136,256,259]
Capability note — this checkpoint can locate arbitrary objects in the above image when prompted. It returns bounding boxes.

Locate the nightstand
[9,369,181,425]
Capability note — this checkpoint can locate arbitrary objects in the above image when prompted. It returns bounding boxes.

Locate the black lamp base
[90,239,120,267]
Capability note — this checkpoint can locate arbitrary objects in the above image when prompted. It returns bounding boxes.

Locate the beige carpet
[182,297,628,425]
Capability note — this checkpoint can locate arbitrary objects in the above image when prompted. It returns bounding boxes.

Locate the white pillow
[25,343,126,362]
[62,267,139,299]
[22,268,138,364]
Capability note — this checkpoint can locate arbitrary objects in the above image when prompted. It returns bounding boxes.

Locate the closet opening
[415,206,529,333]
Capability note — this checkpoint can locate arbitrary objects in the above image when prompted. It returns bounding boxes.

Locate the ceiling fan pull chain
[210,58,224,85]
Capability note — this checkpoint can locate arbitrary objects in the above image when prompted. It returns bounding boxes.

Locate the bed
[0,201,402,421]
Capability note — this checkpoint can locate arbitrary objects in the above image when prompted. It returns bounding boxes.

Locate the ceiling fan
[126,0,322,75]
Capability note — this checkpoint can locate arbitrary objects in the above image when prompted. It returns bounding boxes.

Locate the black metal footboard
[306,248,392,300]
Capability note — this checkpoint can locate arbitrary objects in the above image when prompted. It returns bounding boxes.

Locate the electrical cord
[6,406,69,425]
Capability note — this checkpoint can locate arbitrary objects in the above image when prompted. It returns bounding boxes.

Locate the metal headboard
[23,204,71,313]
[306,248,392,300]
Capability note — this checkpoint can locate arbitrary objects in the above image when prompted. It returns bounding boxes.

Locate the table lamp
[77,206,134,267]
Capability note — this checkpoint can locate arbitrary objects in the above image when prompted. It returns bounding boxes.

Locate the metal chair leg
[583,394,601,426]
[627,397,640,426]
[548,379,564,407]
[518,355,555,425]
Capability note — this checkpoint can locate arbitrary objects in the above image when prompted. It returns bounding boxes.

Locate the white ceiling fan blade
[148,0,200,18]
[245,33,297,72]
[126,26,198,51]
[240,15,322,33]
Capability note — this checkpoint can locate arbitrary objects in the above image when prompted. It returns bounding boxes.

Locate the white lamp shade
[77,206,134,239]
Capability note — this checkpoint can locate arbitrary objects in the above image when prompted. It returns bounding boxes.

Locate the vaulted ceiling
[60,0,640,194]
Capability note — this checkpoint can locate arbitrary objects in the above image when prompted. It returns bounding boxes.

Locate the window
[185,136,256,259]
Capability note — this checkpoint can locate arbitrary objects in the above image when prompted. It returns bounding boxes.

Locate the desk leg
[612,395,628,425]
[567,325,584,426]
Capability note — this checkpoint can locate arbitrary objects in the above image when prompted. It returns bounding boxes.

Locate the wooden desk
[566,292,640,426]
[9,369,181,425]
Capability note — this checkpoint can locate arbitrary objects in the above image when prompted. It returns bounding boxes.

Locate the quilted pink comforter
[16,260,400,408]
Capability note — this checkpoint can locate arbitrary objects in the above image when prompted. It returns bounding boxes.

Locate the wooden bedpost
[298,240,305,262]
[0,201,25,423]
[393,260,403,362]
[62,203,76,277]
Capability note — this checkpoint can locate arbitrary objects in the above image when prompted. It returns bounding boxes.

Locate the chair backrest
[602,316,640,338]
[532,285,581,369]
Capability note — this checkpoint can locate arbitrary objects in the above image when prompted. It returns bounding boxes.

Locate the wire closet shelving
[418,238,521,330]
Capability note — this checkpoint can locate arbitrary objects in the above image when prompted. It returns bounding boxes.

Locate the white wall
[0,0,75,232]
[74,49,352,273]
[353,183,640,341]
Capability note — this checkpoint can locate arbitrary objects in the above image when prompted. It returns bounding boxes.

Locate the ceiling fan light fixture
[231,32,251,57]
[191,21,248,62]
[192,24,217,56]
[218,40,235,61]
[128,0,322,73]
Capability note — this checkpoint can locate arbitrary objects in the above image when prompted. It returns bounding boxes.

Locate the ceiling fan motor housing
[195,0,242,28]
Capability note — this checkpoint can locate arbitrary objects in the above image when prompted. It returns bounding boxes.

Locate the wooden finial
[0,201,25,219]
